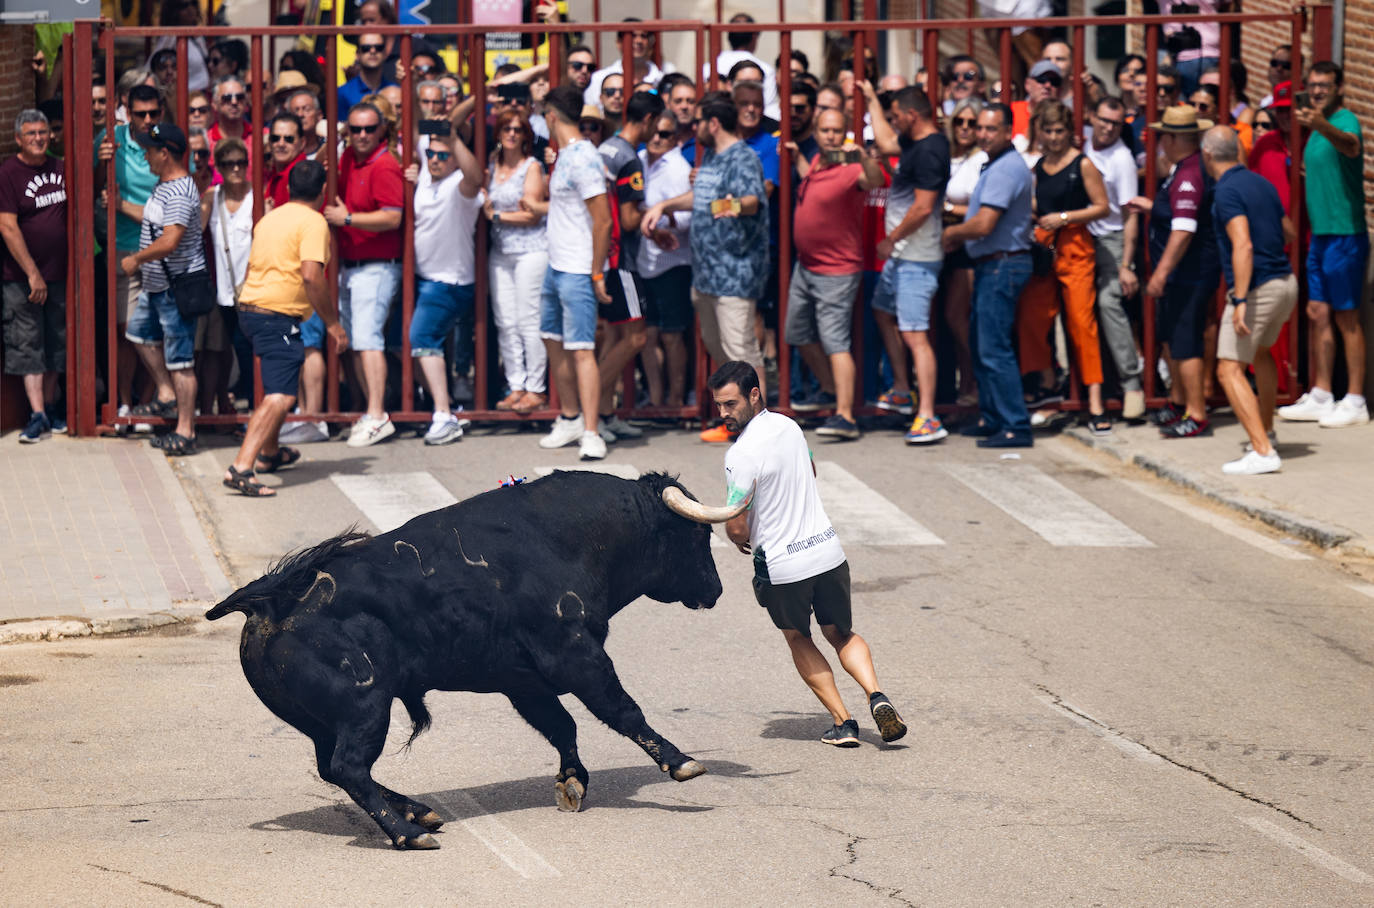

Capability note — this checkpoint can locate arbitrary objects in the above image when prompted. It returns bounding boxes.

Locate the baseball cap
[1270,80,1293,108]
[1030,60,1063,83]
[134,121,188,157]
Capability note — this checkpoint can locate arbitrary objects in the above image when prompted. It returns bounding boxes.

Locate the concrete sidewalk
[1064,412,1374,560]
[0,433,231,644]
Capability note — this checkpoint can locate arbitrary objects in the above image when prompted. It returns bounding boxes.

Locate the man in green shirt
[1280,61,1369,428]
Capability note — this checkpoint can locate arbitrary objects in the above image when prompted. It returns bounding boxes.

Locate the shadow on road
[250,759,764,849]
[761,712,908,749]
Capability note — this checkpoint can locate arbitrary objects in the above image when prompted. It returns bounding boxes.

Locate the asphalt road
[2,425,1372,906]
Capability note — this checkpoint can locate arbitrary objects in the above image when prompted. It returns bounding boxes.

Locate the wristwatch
[493,212,501,225]
[344,213,352,227]
[1233,297,1247,304]
[944,201,954,214]
[1059,211,1069,224]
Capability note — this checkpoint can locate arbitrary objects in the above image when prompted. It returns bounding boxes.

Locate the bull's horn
[662,485,752,524]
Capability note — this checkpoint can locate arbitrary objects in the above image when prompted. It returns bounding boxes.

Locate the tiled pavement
[0,435,230,626]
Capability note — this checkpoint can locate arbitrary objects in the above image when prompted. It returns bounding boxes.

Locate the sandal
[222,465,276,497]
[129,398,178,419]
[255,445,301,473]
[151,432,198,456]
[1088,413,1113,436]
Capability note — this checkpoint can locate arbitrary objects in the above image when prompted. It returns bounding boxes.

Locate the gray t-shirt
[139,175,206,292]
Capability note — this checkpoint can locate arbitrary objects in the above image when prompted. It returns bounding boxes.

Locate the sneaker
[699,423,737,443]
[601,414,643,439]
[449,375,473,403]
[793,390,836,413]
[597,422,618,444]
[816,414,861,440]
[423,413,463,445]
[46,407,67,434]
[346,413,396,448]
[1160,415,1210,438]
[905,415,948,445]
[18,411,50,444]
[1222,449,1281,475]
[820,718,861,747]
[1121,389,1146,421]
[1318,397,1369,429]
[1025,386,1064,408]
[1278,391,1336,422]
[1243,430,1278,453]
[579,430,606,460]
[278,419,330,444]
[869,692,907,743]
[1150,401,1185,428]
[876,389,915,415]
[539,415,585,449]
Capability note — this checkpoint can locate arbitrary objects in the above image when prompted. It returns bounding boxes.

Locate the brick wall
[0,27,37,159]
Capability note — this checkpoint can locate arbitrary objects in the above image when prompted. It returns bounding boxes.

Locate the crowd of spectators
[5,4,1369,481]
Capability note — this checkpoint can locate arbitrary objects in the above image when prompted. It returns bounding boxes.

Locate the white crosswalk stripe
[815,461,945,546]
[330,472,458,532]
[945,463,1154,547]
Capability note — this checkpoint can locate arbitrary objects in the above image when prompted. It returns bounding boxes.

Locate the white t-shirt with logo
[724,409,845,585]
[413,170,484,285]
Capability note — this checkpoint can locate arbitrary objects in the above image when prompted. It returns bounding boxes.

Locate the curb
[0,607,207,646]
[1062,427,1366,554]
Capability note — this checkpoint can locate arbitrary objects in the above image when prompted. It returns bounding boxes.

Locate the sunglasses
[569,61,594,71]
[192,148,210,160]
[1157,84,1177,94]
[130,109,161,119]
[218,158,247,169]
[1034,75,1062,87]
[348,122,380,134]
[653,129,676,140]
[1270,58,1291,69]
[424,148,451,161]
[220,92,245,103]
[953,70,980,82]
[601,86,623,96]
[953,116,975,127]
[790,103,812,114]
[500,125,523,134]
[358,43,386,54]
[1255,119,1274,129]
[1095,116,1124,127]
[413,63,434,74]
[269,132,298,143]
[579,122,602,133]
[189,104,210,116]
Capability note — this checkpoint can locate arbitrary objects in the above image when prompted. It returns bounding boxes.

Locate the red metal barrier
[64,9,1316,436]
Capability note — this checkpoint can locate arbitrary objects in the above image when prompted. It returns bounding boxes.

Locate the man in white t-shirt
[1084,96,1145,419]
[538,86,614,461]
[584,20,668,109]
[709,14,780,120]
[404,127,484,445]
[709,360,907,748]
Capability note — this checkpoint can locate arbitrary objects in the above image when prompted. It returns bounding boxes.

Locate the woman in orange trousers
[1018,101,1113,432]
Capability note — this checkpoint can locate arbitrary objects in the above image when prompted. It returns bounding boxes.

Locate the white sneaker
[601,414,642,439]
[1243,430,1278,453]
[1318,397,1370,429]
[1122,389,1146,421]
[539,415,584,449]
[279,419,330,444]
[423,413,463,445]
[1222,449,1281,475]
[1278,391,1335,422]
[579,430,607,460]
[346,414,395,448]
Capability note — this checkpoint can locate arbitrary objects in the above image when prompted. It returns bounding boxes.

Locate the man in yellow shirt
[223,160,349,497]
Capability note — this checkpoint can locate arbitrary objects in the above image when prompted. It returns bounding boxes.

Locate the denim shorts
[869,258,941,332]
[240,309,304,397]
[299,312,324,349]
[126,287,197,371]
[410,279,475,356]
[1306,233,1370,312]
[539,267,598,350]
[339,260,400,352]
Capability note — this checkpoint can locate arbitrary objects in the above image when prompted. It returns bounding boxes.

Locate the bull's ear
[662,484,752,524]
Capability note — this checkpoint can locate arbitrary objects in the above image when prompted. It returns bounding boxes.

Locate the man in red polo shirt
[263,112,306,212]
[323,101,404,446]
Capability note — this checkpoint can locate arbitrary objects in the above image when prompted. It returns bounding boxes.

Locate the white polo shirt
[725,409,845,585]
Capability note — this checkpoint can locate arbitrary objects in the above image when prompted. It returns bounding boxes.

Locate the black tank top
[1034,154,1091,215]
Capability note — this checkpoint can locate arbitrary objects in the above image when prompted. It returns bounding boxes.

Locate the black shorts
[598,268,647,325]
[1158,280,1215,361]
[752,560,852,637]
[644,265,693,333]
[240,309,304,397]
[2,280,65,375]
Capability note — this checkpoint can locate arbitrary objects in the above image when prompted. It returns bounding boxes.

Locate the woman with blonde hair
[942,96,986,406]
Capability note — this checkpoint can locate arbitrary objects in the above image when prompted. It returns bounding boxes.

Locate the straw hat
[579,104,604,124]
[1148,104,1214,133]
[273,69,320,101]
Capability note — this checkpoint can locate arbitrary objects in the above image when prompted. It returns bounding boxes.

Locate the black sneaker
[1160,415,1211,438]
[793,391,837,413]
[869,692,907,743]
[1150,401,1185,428]
[816,414,861,440]
[820,718,860,747]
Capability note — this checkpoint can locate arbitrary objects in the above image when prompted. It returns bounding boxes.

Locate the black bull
[206,470,749,850]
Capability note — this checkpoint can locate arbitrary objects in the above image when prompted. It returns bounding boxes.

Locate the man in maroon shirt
[0,110,67,441]
[263,111,306,211]
[323,101,404,447]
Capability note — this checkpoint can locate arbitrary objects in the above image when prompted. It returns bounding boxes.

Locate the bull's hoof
[398,833,440,850]
[555,777,585,812]
[669,760,707,782]
[414,811,445,831]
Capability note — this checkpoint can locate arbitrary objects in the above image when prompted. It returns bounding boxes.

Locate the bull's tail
[205,529,372,622]
[401,692,432,748]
